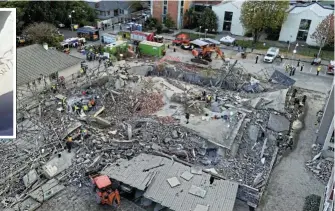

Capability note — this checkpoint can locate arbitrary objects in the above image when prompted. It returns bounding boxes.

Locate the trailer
[130,31,154,45]
[101,33,118,44]
[138,40,165,57]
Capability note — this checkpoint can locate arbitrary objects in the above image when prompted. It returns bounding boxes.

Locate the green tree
[144,17,158,30]
[197,8,218,33]
[240,1,289,43]
[0,1,97,32]
[164,14,175,29]
[184,8,197,29]
[23,22,64,47]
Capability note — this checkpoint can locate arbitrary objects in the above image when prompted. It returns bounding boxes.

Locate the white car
[263,47,279,63]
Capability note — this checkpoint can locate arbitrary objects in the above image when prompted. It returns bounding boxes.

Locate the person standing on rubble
[206,95,212,104]
[83,104,89,113]
[74,104,80,115]
[185,112,190,124]
[316,66,321,76]
[51,84,57,93]
[66,136,73,153]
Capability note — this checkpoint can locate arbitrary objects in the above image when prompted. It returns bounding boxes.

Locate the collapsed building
[0,51,324,211]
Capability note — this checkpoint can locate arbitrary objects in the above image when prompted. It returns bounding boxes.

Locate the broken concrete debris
[2,57,310,211]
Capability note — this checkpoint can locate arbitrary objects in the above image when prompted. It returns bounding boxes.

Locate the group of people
[65,127,89,153]
[72,97,96,115]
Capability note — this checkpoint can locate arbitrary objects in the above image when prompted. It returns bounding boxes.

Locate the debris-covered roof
[101,153,239,211]
[17,44,83,86]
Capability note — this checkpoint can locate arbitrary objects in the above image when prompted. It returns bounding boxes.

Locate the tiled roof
[101,153,239,211]
[17,44,83,86]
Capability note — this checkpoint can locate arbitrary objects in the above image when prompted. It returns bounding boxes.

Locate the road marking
[309,67,312,73]
[282,61,286,67]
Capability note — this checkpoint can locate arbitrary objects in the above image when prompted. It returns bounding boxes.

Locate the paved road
[258,91,326,211]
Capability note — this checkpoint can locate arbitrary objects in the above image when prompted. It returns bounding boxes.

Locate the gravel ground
[258,91,326,211]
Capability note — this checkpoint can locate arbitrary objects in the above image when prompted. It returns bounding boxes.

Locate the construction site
[0,40,333,211]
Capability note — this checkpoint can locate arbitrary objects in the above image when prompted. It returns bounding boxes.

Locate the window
[164,0,167,5]
[181,0,184,6]
[223,11,233,31]
[163,6,167,15]
[107,11,110,16]
[297,19,311,41]
[162,15,166,23]
[95,2,99,8]
[328,146,334,152]
[330,132,334,143]
[100,11,104,16]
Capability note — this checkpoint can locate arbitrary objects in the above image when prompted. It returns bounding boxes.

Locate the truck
[172,33,190,46]
[130,31,163,45]
[263,47,279,63]
[138,40,166,57]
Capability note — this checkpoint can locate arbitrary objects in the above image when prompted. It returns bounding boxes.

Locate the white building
[212,0,245,36]
[279,2,334,46]
[323,167,334,211]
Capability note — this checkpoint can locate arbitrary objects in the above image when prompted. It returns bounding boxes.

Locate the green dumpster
[138,40,165,57]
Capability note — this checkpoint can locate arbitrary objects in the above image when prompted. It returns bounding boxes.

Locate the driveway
[258,91,326,211]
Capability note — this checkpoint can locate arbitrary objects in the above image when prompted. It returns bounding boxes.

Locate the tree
[164,14,175,29]
[23,22,64,47]
[197,8,218,33]
[311,14,334,47]
[240,1,289,43]
[184,8,197,29]
[0,1,97,32]
[144,17,158,30]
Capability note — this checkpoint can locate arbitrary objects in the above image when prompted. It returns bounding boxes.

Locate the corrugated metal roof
[17,44,83,86]
[102,154,238,211]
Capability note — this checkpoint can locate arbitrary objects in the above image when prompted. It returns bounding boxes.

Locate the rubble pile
[0,60,309,210]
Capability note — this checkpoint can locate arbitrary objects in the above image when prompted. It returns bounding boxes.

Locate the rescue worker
[90,98,96,110]
[255,55,259,64]
[51,84,57,93]
[285,65,290,73]
[80,68,85,76]
[206,95,212,104]
[185,112,190,124]
[74,104,80,115]
[88,101,93,110]
[62,97,67,109]
[316,66,321,76]
[202,91,206,100]
[83,104,89,113]
[81,128,88,140]
[66,136,73,153]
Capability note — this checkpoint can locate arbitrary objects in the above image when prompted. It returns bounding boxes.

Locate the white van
[263,47,279,63]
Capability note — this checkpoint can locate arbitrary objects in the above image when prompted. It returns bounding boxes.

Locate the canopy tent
[220,35,236,43]
[190,39,209,47]
[201,38,220,45]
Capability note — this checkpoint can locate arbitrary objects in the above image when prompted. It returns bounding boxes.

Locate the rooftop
[17,44,83,86]
[140,40,165,47]
[101,153,239,211]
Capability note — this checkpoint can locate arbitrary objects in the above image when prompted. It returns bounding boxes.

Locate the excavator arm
[107,189,121,206]
[214,47,225,61]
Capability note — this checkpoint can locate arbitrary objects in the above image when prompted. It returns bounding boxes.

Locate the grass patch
[176,31,215,40]
[235,40,334,60]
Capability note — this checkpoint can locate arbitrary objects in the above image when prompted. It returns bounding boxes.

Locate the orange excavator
[89,173,121,207]
[191,46,225,65]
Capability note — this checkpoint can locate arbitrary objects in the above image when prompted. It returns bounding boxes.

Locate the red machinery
[327,60,334,75]
[89,173,121,207]
[131,31,163,45]
[191,46,225,65]
[172,33,190,46]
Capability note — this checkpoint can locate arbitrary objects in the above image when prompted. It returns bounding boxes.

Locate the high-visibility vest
[317,67,321,72]
[88,102,92,108]
[74,106,79,110]
[80,68,84,73]
[83,105,88,111]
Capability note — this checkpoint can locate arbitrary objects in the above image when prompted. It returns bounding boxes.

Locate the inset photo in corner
[0,9,16,138]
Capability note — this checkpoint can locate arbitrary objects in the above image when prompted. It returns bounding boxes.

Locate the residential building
[212,0,245,36]
[316,83,334,158]
[151,0,192,29]
[17,44,83,88]
[279,2,334,46]
[86,1,134,20]
[322,167,334,211]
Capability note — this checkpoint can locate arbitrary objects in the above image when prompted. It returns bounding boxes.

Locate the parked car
[263,47,279,63]
[327,60,334,75]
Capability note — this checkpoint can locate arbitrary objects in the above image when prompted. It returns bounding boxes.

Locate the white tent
[220,35,236,43]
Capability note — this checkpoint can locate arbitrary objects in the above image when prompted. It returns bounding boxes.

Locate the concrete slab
[180,109,246,149]
[248,125,260,142]
[93,116,111,127]
[41,150,75,179]
[194,204,210,211]
[23,169,38,187]
[189,185,207,198]
[167,177,181,188]
[181,171,194,181]
[60,122,82,140]
[191,166,202,175]
[29,179,65,203]
[267,113,290,132]
[250,89,288,113]
[13,197,41,211]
